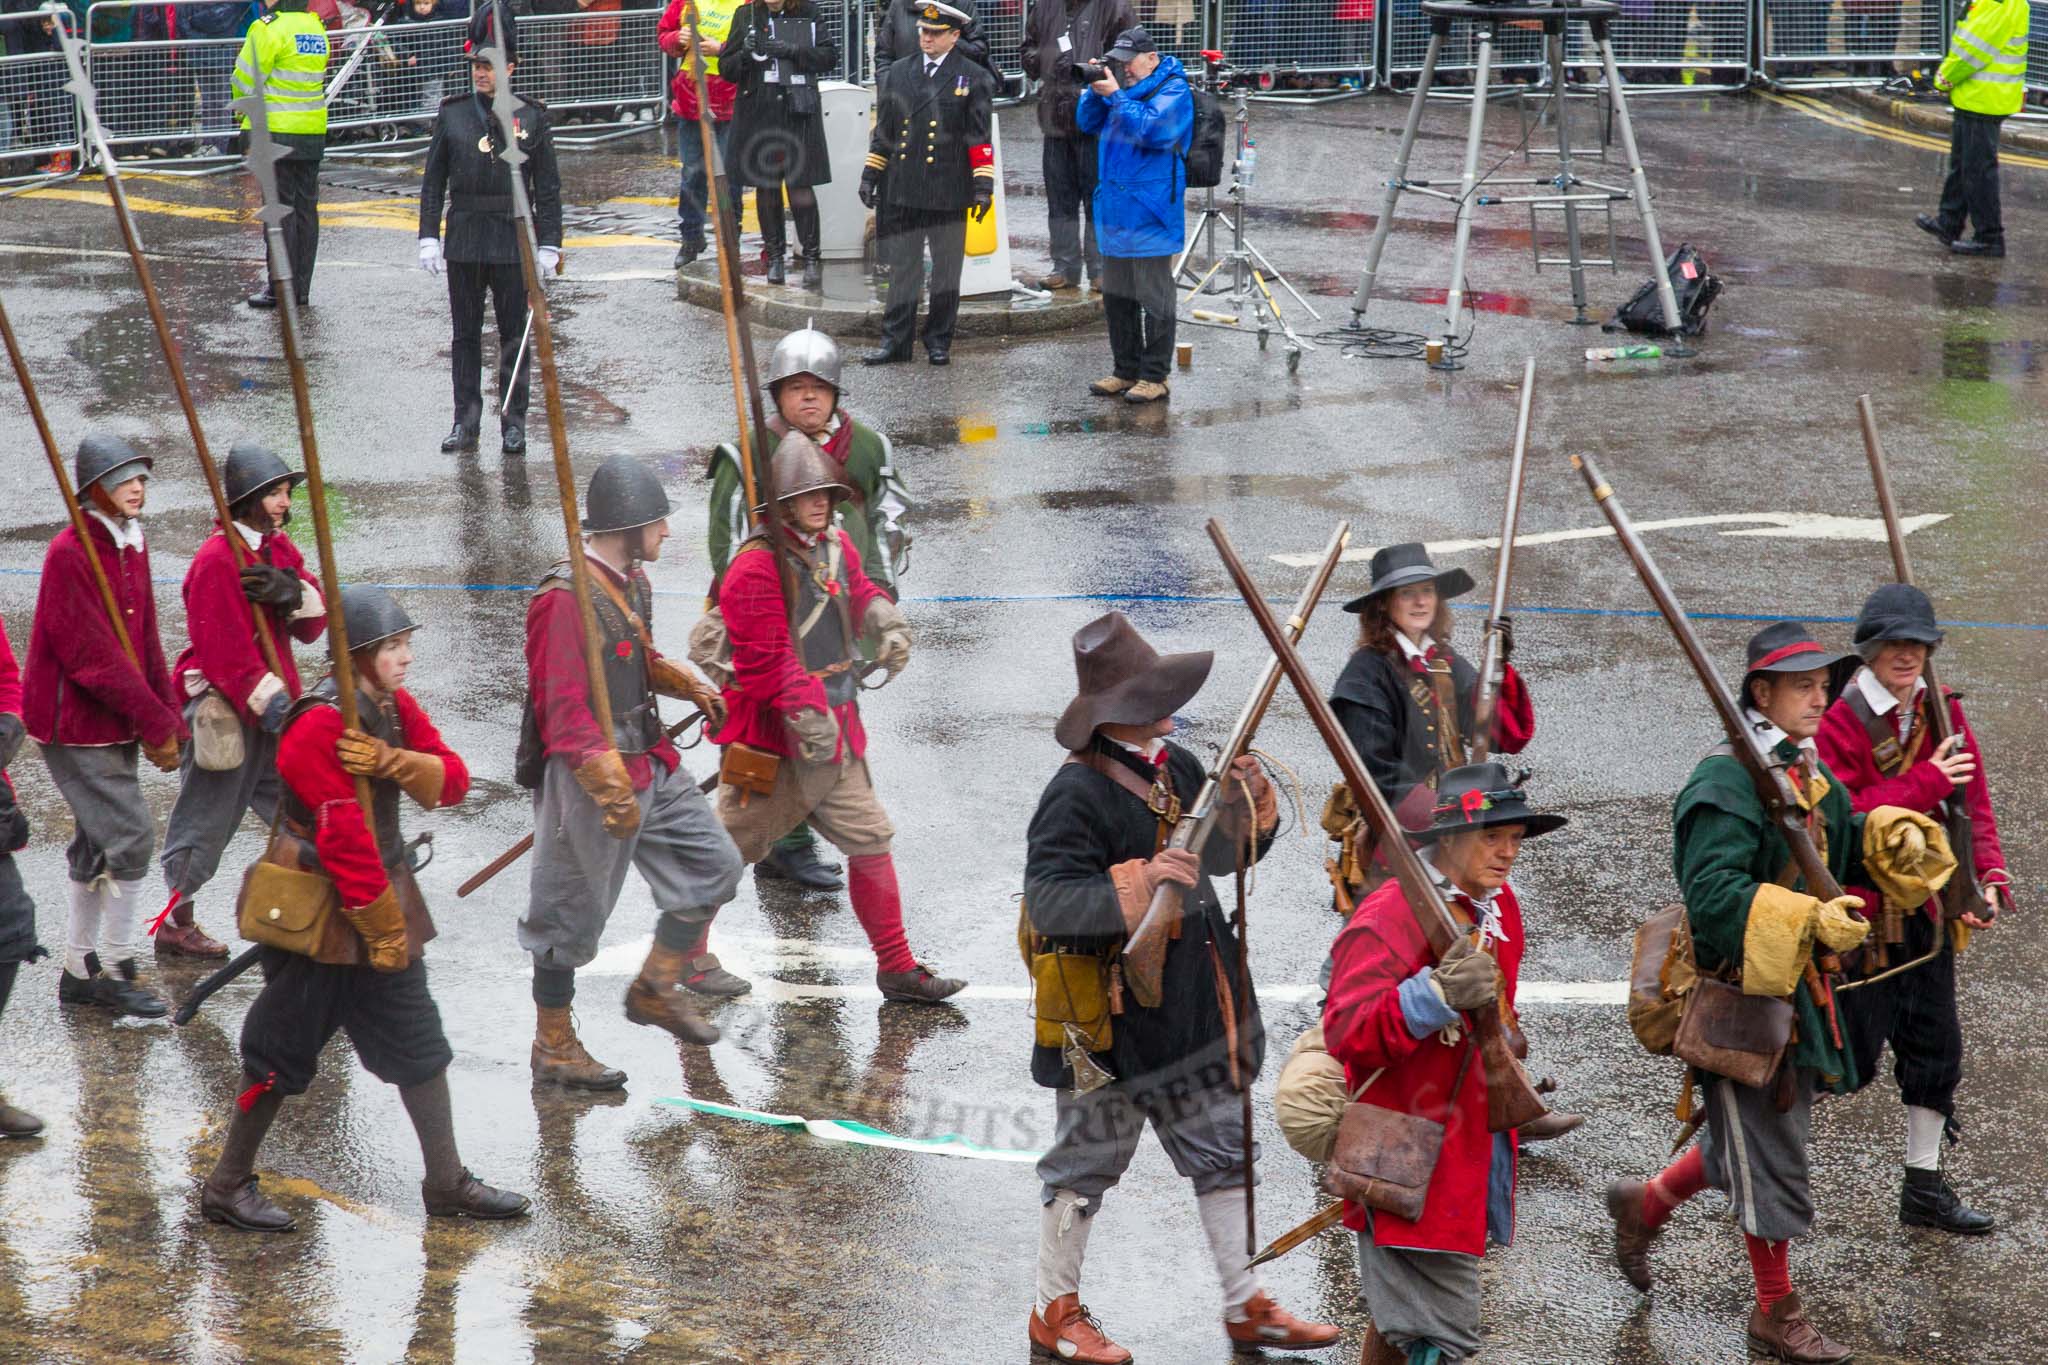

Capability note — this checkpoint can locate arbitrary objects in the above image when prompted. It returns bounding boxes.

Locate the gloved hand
[761,34,797,57]
[971,181,992,223]
[418,236,444,276]
[339,727,448,806]
[1431,936,1500,1012]
[1491,614,1514,662]
[1814,894,1870,953]
[0,713,22,770]
[786,707,840,764]
[859,168,880,210]
[863,596,912,681]
[336,727,398,778]
[1119,847,1201,931]
[343,884,409,972]
[538,245,561,275]
[745,20,767,54]
[649,655,728,729]
[240,563,304,612]
[573,749,642,839]
[258,690,292,735]
[142,735,183,774]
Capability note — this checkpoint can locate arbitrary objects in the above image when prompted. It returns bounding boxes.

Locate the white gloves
[418,237,443,276]
[538,245,561,275]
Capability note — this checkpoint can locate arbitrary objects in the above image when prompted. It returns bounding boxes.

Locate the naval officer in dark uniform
[417,13,562,457]
[859,1,995,367]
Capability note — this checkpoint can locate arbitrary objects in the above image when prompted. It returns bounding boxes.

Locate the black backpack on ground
[1184,83,1227,190]
[1605,243,1722,337]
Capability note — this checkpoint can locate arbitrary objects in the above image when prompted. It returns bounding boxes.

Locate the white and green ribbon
[656,1096,1045,1163]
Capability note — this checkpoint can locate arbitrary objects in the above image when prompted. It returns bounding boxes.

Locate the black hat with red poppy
[1412,761,1567,843]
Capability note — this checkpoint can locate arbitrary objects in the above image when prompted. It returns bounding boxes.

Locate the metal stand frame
[1173,83,1320,370]
[1345,0,1690,365]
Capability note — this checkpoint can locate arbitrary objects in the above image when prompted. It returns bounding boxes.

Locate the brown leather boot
[1029,1293,1131,1364]
[1746,1291,1854,1363]
[624,942,720,1045]
[1224,1291,1342,1350]
[532,1005,627,1090]
[1605,1179,1659,1293]
[1358,1325,1405,1365]
[155,918,229,960]
[1518,1109,1585,1141]
[877,964,966,1004]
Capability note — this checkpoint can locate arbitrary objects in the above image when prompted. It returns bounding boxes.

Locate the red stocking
[1643,1145,1708,1230]
[846,854,917,974]
[1744,1234,1791,1311]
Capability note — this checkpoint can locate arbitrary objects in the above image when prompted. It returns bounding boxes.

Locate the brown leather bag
[1672,977,1793,1089]
[1627,903,1695,1056]
[719,741,781,800]
[1321,1045,1476,1223]
[236,826,340,958]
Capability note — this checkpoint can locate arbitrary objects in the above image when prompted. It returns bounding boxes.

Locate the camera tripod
[1346,0,1689,366]
[1172,63,1319,370]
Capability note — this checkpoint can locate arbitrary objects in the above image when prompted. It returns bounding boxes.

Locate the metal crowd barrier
[1563,2,1754,89]
[0,9,84,190]
[2027,0,2048,98]
[1383,1,1548,84]
[322,13,469,140]
[1759,0,1951,82]
[82,0,248,161]
[1214,0,1374,92]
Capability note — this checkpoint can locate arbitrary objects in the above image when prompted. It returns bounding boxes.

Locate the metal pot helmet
[339,584,419,655]
[764,326,843,397]
[583,455,673,534]
[223,439,304,516]
[758,431,853,515]
[74,433,152,494]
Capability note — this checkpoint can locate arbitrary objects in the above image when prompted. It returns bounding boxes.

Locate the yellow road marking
[1761,90,2048,170]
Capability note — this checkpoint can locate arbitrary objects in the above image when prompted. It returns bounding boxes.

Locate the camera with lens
[1068,56,1120,84]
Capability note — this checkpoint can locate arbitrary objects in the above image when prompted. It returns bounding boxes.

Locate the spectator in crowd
[0,2,72,173]
[1843,0,1903,77]
[1020,0,1132,292]
[1076,26,1189,405]
[183,0,259,155]
[657,0,739,268]
[718,0,837,289]
[385,0,466,116]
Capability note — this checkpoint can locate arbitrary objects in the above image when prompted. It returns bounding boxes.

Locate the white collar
[1110,736,1165,762]
[87,508,145,552]
[1422,845,1509,945]
[582,543,632,579]
[1744,706,1818,766]
[233,521,267,550]
[1853,665,1924,718]
[1395,630,1430,664]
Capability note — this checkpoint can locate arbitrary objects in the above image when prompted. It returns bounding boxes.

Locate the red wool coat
[657,0,737,122]
[1322,877,1524,1256]
[21,519,184,749]
[523,559,682,792]
[173,527,326,721]
[0,614,20,796]
[276,689,469,909]
[1815,687,2006,887]
[712,529,885,762]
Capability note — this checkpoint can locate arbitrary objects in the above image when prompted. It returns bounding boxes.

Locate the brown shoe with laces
[1088,375,1133,397]
[156,918,230,960]
[1746,1291,1854,1363]
[1223,1291,1342,1351]
[1029,1293,1131,1364]
[1605,1178,1658,1293]
[532,1005,627,1090]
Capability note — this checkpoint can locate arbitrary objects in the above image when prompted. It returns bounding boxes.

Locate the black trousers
[447,259,531,429]
[272,140,323,303]
[880,205,967,356]
[1101,254,1176,383]
[1840,911,1964,1118]
[1937,110,2005,245]
[756,184,821,258]
[1042,134,1102,280]
[240,949,454,1097]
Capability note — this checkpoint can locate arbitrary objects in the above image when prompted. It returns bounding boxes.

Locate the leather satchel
[1627,903,1695,1057]
[236,829,340,957]
[1321,1044,1476,1224]
[1672,976,1792,1089]
[719,741,781,800]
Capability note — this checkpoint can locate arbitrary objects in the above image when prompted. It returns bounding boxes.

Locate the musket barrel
[1470,356,1535,760]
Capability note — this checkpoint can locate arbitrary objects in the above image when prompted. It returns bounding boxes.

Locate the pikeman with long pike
[1577,455,1955,1364]
[1020,529,1351,1365]
[1810,398,2008,1236]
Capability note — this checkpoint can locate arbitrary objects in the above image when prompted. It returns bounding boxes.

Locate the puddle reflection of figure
[1023,613,1338,1361]
[0,610,44,1140]
[200,588,529,1232]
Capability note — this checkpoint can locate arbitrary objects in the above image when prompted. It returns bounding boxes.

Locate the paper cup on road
[1175,341,1193,370]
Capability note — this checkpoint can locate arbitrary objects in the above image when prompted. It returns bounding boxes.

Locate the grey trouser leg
[161,702,280,898]
[39,742,154,883]
[1036,1080,1256,1211]
[520,756,745,970]
[1698,1066,1816,1242]
[1355,1224,1484,1361]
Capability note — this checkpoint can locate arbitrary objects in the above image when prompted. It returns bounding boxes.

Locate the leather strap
[1841,683,1928,777]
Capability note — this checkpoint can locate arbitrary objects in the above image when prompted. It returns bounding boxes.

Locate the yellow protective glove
[1815,894,1871,954]
[343,885,409,973]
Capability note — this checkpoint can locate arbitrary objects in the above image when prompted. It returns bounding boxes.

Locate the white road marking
[1269,512,1949,568]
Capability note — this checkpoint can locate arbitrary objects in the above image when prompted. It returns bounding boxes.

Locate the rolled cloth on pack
[1861,805,1957,911]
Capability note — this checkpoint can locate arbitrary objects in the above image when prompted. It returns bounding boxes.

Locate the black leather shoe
[58,965,100,1006]
[756,839,844,892]
[674,241,704,269]
[764,252,786,285]
[0,1100,43,1139]
[1950,237,2005,258]
[1901,1167,1995,1234]
[1914,213,1956,245]
[501,423,526,457]
[246,288,277,310]
[861,348,912,366]
[441,423,478,454]
[800,252,823,291]
[423,1169,531,1220]
[101,959,169,1019]
[927,350,950,367]
[202,1176,297,1232]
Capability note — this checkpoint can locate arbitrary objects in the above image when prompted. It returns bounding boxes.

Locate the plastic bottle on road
[1585,344,1662,361]
[1239,137,1257,188]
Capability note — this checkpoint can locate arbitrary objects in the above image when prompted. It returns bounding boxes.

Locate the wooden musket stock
[1208,520,1547,1134]
[1468,356,1535,762]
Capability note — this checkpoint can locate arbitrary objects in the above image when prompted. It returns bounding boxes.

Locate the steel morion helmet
[223,440,304,507]
[339,584,419,654]
[74,433,152,494]
[764,325,843,396]
[754,431,853,514]
[583,455,673,534]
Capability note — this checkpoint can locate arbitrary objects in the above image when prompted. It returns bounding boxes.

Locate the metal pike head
[49,15,117,170]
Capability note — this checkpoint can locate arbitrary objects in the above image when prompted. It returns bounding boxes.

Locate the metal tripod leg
[1597,32,1686,342]
[1441,25,1494,345]
[1547,28,1592,324]
[1350,30,1444,325]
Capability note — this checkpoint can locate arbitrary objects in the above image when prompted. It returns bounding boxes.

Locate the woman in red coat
[1323,761,1566,1364]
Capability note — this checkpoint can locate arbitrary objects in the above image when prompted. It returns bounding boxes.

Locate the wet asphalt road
[0,88,2045,1364]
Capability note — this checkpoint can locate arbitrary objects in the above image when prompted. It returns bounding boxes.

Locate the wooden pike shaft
[1248,1199,1346,1268]
[1469,355,1534,761]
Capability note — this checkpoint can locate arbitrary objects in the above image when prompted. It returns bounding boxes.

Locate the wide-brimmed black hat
[1342,542,1476,614]
[1412,761,1567,843]
[1852,583,1943,654]
[1055,612,1212,751]
[1739,620,1850,694]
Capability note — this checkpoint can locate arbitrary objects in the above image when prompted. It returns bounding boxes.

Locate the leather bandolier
[1326,648,1470,911]
[1839,685,1937,970]
[747,531,862,706]
[514,562,665,788]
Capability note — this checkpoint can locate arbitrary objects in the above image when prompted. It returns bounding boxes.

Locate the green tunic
[1671,740,1864,1092]
[706,417,911,597]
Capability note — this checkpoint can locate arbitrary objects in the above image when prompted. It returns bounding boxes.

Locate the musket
[236,69,373,816]
[477,31,620,761]
[1248,1198,1346,1269]
[1122,521,1352,1008]
[1468,356,1535,762]
[1209,519,1549,1134]
[53,22,294,693]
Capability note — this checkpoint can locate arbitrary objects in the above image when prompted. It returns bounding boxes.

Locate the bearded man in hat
[517,455,743,1086]
[1603,621,1956,1365]
[201,585,528,1232]
[859,0,996,367]
[1021,611,1339,1364]
[155,440,327,961]
[1324,760,1566,1365]
[1815,584,2006,1236]
[23,435,186,1021]
[709,435,961,1004]
[703,324,914,894]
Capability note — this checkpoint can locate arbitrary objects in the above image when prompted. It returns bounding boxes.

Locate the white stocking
[64,880,103,977]
[1036,1189,1094,1312]
[1196,1187,1260,1319]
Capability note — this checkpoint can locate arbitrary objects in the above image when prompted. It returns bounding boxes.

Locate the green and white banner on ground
[656,1096,1046,1164]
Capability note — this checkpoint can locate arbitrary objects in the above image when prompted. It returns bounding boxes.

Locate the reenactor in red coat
[0,613,44,1139]
[156,441,327,960]
[200,587,528,1231]
[22,435,187,1020]
[1814,584,2005,1236]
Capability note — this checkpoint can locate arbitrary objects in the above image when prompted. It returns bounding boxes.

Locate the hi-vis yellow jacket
[1939,0,2029,119]
[232,10,330,136]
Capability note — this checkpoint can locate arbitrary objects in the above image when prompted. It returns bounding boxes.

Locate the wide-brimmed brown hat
[1054,612,1213,751]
